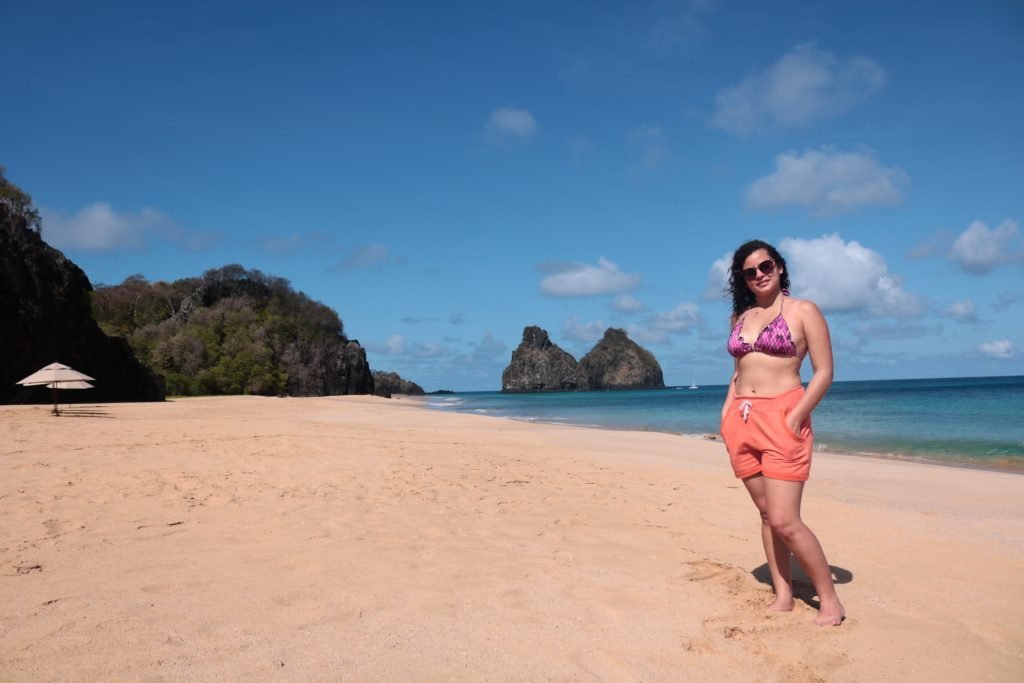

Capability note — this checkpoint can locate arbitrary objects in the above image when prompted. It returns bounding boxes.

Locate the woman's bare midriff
[734,354,804,396]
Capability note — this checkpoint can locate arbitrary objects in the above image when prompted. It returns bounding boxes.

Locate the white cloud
[703,252,732,299]
[539,257,641,297]
[781,234,921,316]
[367,334,407,356]
[627,124,667,170]
[649,302,700,332]
[748,147,908,216]
[412,342,449,359]
[710,42,886,135]
[41,202,174,251]
[611,294,646,313]
[368,335,454,362]
[617,302,701,346]
[625,324,669,345]
[563,316,606,343]
[948,219,1023,274]
[483,107,538,143]
[945,300,979,323]
[977,339,1014,359]
[384,334,406,354]
[332,243,396,272]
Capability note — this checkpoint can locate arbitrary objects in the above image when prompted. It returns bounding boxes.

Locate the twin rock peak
[502,326,665,393]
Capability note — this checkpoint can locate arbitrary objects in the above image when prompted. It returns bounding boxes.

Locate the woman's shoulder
[784,295,818,310]
[784,296,826,320]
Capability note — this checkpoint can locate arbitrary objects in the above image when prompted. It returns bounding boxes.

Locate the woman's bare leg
[742,474,794,611]
[762,477,845,626]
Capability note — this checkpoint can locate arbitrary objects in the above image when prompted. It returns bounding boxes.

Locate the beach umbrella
[16,362,96,415]
[44,380,94,390]
[45,380,94,411]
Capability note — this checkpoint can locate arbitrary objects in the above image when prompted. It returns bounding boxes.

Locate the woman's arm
[722,315,740,422]
[786,300,833,433]
[722,362,738,422]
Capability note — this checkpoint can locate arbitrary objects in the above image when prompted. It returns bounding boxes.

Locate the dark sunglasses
[741,258,776,280]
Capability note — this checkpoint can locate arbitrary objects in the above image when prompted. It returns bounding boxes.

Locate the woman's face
[741,248,782,297]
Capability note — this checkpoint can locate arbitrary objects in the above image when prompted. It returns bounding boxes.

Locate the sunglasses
[741,258,776,280]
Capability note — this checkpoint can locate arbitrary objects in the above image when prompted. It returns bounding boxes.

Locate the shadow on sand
[53,407,114,419]
[752,562,853,609]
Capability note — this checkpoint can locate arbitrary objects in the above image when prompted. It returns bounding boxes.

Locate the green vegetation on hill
[0,166,41,232]
[92,265,370,396]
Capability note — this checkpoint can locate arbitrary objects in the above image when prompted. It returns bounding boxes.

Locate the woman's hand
[786,411,805,437]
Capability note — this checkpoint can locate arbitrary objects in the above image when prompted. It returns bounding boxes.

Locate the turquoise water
[427,376,1024,472]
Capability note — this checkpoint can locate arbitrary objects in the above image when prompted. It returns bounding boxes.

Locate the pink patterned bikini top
[727,298,798,358]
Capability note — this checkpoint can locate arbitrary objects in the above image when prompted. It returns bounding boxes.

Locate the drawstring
[738,400,752,423]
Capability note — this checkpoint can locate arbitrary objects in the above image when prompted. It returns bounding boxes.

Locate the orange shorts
[720,385,813,482]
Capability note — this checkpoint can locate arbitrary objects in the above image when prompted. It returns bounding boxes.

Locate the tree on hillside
[92,266,365,397]
[0,165,42,234]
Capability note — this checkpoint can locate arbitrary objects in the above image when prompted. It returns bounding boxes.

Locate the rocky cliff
[501,325,664,393]
[373,371,426,397]
[579,328,665,390]
[0,197,166,404]
[501,326,588,393]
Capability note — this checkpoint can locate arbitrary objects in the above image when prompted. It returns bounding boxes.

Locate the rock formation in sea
[578,327,665,390]
[501,326,588,393]
[373,371,426,398]
[0,186,166,404]
[501,325,665,393]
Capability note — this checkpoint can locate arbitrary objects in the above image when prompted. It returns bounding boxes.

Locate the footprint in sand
[553,549,575,563]
[685,559,763,601]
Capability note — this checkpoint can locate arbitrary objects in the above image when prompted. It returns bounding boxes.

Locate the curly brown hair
[726,239,791,317]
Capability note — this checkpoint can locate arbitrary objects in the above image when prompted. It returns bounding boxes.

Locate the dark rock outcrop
[501,326,588,393]
[327,341,375,395]
[501,325,665,393]
[0,198,165,404]
[373,371,425,397]
[579,328,665,390]
[251,336,375,397]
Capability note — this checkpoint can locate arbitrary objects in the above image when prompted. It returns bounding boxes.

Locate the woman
[720,239,845,626]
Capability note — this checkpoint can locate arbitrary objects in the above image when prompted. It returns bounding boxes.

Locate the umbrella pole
[52,385,59,416]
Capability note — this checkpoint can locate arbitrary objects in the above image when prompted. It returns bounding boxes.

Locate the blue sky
[3,1,1022,391]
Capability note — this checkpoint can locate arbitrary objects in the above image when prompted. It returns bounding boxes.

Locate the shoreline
[422,398,1024,476]
[3,395,1022,680]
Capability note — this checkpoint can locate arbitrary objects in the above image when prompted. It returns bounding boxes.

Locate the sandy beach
[1,395,1021,681]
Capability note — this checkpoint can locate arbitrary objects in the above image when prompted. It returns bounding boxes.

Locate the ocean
[426,375,1024,472]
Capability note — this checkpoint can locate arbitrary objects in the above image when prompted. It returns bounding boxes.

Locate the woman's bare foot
[768,594,794,612]
[813,598,846,626]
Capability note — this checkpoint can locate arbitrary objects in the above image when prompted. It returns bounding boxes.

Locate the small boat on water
[689,381,699,390]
